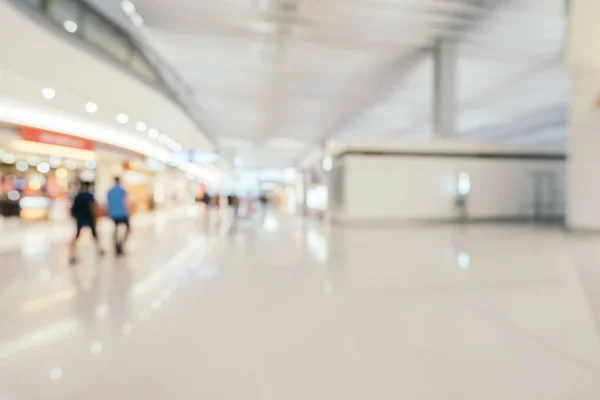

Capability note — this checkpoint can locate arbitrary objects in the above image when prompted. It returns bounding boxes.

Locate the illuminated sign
[189,150,219,164]
[169,150,219,165]
[20,127,95,151]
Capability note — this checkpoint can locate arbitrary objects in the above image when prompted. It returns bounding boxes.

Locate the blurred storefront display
[0,126,97,221]
[0,124,210,222]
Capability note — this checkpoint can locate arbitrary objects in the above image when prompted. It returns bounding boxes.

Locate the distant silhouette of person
[260,195,268,207]
[202,192,210,206]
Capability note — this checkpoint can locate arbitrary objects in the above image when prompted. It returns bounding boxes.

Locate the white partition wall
[328,141,566,225]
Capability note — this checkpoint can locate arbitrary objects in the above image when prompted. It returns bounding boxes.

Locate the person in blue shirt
[70,181,104,264]
[107,177,130,255]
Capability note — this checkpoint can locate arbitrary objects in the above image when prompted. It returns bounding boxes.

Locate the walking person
[107,177,130,255]
[70,181,104,264]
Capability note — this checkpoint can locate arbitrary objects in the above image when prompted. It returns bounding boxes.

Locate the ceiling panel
[89,0,568,167]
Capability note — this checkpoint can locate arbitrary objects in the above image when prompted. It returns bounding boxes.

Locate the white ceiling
[90,0,569,168]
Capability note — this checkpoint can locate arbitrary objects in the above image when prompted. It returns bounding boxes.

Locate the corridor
[1,211,600,399]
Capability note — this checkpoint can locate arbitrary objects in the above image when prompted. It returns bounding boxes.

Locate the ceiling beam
[311,0,506,146]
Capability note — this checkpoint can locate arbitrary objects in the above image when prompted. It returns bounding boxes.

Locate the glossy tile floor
[1,209,600,399]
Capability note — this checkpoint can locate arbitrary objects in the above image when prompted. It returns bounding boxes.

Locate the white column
[433,39,457,138]
[567,69,600,229]
[566,0,600,229]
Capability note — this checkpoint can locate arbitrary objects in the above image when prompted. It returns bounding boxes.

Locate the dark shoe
[116,243,124,256]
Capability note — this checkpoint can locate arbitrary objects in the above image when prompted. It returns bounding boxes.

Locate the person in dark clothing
[202,192,211,206]
[70,181,104,264]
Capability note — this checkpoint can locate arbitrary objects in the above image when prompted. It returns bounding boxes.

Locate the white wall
[329,142,565,224]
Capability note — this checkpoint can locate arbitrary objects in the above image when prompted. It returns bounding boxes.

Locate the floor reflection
[1,212,600,399]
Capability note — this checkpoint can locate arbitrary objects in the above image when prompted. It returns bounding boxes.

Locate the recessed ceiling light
[136,121,147,132]
[117,113,129,124]
[120,0,136,15]
[90,341,103,356]
[49,366,63,381]
[2,153,16,164]
[42,88,56,100]
[37,162,51,174]
[63,20,78,33]
[7,190,20,201]
[132,14,144,27]
[16,161,28,172]
[173,143,182,151]
[148,128,159,138]
[248,20,276,35]
[49,156,61,167]
[85,102,98,113]
[158,134,168,144]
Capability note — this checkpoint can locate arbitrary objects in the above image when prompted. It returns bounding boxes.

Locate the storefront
[118,159,153,214]
[119,158,195,213]
[0,124,207,221]
[0,126,97,221]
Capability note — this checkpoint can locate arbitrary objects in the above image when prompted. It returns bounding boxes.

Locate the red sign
[20,127,95,151]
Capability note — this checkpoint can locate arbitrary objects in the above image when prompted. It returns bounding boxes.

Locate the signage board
[20,127,95,151]
[189,150,219,164]
[169,150,219,165]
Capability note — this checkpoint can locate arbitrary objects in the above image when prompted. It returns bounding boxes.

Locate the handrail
[8,0,217,147]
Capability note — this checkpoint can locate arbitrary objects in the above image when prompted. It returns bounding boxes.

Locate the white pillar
[433,39,457,138]
[567,69,600,229]
[566,0,600,229]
